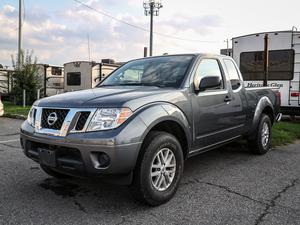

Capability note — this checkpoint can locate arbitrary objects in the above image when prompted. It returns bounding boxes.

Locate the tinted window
[195,59,223,90]
[224,59,241,90]
[99,55,194,88]
[240,49,294,80]
[67,72,81,86]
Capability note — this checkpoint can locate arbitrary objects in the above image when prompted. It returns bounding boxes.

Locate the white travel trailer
[64,60,120,92]
[232,30,300,116]
[36,64,64,96]
[0,68,10,95]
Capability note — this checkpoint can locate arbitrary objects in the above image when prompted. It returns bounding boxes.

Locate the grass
[272,121,300,146]
[3,101,31,118]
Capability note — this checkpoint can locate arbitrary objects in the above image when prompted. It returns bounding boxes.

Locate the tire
[131,131,184,206]
[40,165,71,179]
[248,114,272,155]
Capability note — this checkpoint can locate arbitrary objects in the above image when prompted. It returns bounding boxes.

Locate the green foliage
[272,121,300,146]
[11,50,41,105]
[3,101,31,118]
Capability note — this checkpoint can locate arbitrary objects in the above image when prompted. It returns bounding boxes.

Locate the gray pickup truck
[21,54,281,205]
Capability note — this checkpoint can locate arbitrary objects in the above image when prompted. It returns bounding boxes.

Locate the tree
[11,50,41,105]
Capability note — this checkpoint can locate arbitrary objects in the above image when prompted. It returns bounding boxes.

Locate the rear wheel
[131,131,184,206]
[40,165,71,179]
[248,114,272,155]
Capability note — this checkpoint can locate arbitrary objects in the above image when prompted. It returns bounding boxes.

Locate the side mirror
[197,76,221,92]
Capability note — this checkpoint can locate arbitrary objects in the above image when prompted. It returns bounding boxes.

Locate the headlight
[86,108,133,131]
[27,106,36,127]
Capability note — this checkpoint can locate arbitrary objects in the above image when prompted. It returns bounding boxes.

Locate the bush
[11,50,41,105]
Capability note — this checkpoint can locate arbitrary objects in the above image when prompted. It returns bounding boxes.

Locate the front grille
[75,112,90,130]
[41,108,69,130]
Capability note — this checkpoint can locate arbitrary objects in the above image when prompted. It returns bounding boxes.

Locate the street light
[143,0,163,56]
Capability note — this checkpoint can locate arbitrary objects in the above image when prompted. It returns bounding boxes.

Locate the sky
[0,0,300,67]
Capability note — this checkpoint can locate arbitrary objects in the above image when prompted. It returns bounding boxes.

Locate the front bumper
[20,118,146,184]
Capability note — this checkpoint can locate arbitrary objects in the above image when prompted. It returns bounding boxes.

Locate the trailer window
[67,72,81,86]
[51,67,62,76]
[240,49,294,80]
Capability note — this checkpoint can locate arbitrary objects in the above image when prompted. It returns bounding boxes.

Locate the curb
[2,114,27,120]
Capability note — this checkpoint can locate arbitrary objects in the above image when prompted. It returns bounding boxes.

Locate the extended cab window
[195,59,224,90]
[224,59,241,90]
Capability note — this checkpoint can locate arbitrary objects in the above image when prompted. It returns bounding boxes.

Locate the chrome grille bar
[33,107,97,137]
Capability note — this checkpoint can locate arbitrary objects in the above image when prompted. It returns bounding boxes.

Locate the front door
[191,58,244,151]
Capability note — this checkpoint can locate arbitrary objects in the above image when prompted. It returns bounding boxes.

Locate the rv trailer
[232,30,300,116]
[36,64,64,97]
[0,68,10,96]
[64,60,120,92]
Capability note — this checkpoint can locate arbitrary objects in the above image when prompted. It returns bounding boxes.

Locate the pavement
[0,117,299,225]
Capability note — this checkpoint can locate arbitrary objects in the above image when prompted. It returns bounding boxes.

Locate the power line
[71,0,220,43]
[72,0,149,32]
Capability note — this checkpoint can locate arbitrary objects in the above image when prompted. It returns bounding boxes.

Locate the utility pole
[18,0,22,69]
[143,47,148,57]
[43,64,49,97]
[223,39,230,56]
[225,39,229,56]
[263,34,269,87]
[143,0,163,56]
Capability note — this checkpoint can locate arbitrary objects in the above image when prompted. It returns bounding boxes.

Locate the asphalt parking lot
[0,117,299,225]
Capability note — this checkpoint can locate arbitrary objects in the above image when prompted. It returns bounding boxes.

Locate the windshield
[98,55,194,88]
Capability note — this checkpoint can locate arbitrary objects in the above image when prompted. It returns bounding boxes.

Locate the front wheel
[131,131,184,206]
[248,114,272,155]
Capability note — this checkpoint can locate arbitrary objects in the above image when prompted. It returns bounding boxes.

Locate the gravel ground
[0,117,299,225]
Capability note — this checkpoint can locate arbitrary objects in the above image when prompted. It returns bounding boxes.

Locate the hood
[36,86,186,111]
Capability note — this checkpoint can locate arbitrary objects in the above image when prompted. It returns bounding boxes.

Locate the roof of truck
[136,53,231,59]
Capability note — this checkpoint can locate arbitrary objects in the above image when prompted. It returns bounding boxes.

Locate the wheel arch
[248,96,275,137]
[136,103,192,161]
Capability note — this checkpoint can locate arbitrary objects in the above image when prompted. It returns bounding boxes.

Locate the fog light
[97,153,110,168]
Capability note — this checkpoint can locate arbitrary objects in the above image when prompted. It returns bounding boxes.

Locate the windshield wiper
[142,83,163,88]
[97,84,117,87]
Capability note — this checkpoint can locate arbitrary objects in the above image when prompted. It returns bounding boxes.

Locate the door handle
[224,96,232,102]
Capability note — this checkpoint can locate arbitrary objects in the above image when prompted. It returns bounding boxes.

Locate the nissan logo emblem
[47,112,58,126]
